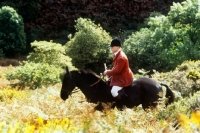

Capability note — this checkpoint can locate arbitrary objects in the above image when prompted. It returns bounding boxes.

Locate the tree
[0,6,26,57]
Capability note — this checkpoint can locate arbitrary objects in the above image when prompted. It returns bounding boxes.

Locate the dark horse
[60,66,175,110]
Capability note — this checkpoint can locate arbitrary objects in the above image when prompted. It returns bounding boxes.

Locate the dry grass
[0,66,199,133]
[0,84,171,132]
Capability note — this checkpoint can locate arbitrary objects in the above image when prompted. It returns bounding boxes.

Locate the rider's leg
[111,86,124,110]
[111,86,123,98]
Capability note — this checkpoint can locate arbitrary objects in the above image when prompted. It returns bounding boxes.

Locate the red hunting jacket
[106,50,134,87]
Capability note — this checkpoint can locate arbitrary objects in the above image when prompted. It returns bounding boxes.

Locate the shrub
[6,62,61,89]
[65,18,112,73]
[6,40,76,89]
[151,60,200,97]
[123,28,154,73]
[0,6,26,57]
[27,40,75,70]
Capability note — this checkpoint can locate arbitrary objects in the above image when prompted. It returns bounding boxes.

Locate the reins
[69,71,106,94]
[90,78,101,87]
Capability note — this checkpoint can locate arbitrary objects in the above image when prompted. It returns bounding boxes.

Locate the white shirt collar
[114,49,120,56]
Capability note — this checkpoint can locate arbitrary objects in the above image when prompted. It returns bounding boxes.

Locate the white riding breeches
[111,86,123,97]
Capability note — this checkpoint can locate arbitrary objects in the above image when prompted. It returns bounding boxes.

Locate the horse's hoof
[94,105,104,111]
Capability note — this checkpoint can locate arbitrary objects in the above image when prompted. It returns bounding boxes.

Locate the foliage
[0,6,26,57]
[123,0,200,73]
[65,18,112,73]
[151,60,200,98]
[22,0,181,40]
[27,40,75,70]
[6,62,61,89]
[26,28,45,51]
[123,28,155,72]
[5,41,75,89]
[4,41,75,89]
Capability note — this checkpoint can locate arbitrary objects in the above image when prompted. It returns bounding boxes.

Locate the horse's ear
[66,66,69,74]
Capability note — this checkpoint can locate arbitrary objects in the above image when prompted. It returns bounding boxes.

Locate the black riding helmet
[110,39,122,47]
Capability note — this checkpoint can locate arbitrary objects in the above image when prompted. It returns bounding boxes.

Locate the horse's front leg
[94,102,104,111]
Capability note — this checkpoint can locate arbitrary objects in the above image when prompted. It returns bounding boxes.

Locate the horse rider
[103,38,134,108]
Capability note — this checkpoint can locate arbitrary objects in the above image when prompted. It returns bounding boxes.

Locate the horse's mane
[79,69,101,79]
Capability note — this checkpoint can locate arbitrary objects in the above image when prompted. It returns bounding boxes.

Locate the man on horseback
[103,38,134,109]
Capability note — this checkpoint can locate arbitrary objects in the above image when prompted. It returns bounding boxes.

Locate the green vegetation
[151,60,200,97]
[27,40,75,70]
[123,0,200,73]
[6,41,75,89]
[65,18,112,73]
[6,62,61,89]
[0,6,26,57]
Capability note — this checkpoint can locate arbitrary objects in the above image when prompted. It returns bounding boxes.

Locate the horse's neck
[77,84,94,99]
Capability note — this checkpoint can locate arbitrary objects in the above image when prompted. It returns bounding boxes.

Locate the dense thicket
[0,0,185,43]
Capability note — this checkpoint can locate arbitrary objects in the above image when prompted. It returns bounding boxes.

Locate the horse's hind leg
[142,102,157,110]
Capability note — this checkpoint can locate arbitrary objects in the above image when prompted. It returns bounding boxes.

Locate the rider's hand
[103,70,107,75]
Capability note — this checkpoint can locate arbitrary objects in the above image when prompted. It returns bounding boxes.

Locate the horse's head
[60,66,76,100]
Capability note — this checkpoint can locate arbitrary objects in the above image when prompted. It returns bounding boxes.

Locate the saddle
[118,84,132,98]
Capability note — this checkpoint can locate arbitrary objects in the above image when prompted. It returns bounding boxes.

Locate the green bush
[27,40,75,70]
[123,0,200,73]
[6,40,76,89]
[65,18,112,73]
[0,6,26,57]
[6,62,61,89]
[123,28,155,73]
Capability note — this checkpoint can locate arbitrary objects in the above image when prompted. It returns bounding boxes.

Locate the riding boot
[114,94,124,111]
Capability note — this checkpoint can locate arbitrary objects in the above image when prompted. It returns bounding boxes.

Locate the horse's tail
[160,83,175,106]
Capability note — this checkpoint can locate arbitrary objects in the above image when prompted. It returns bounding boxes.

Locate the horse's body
[60,67,174,110]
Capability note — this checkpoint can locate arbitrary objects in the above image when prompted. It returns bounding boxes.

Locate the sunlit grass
[0,66,200,132]
[0,84,200,132]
